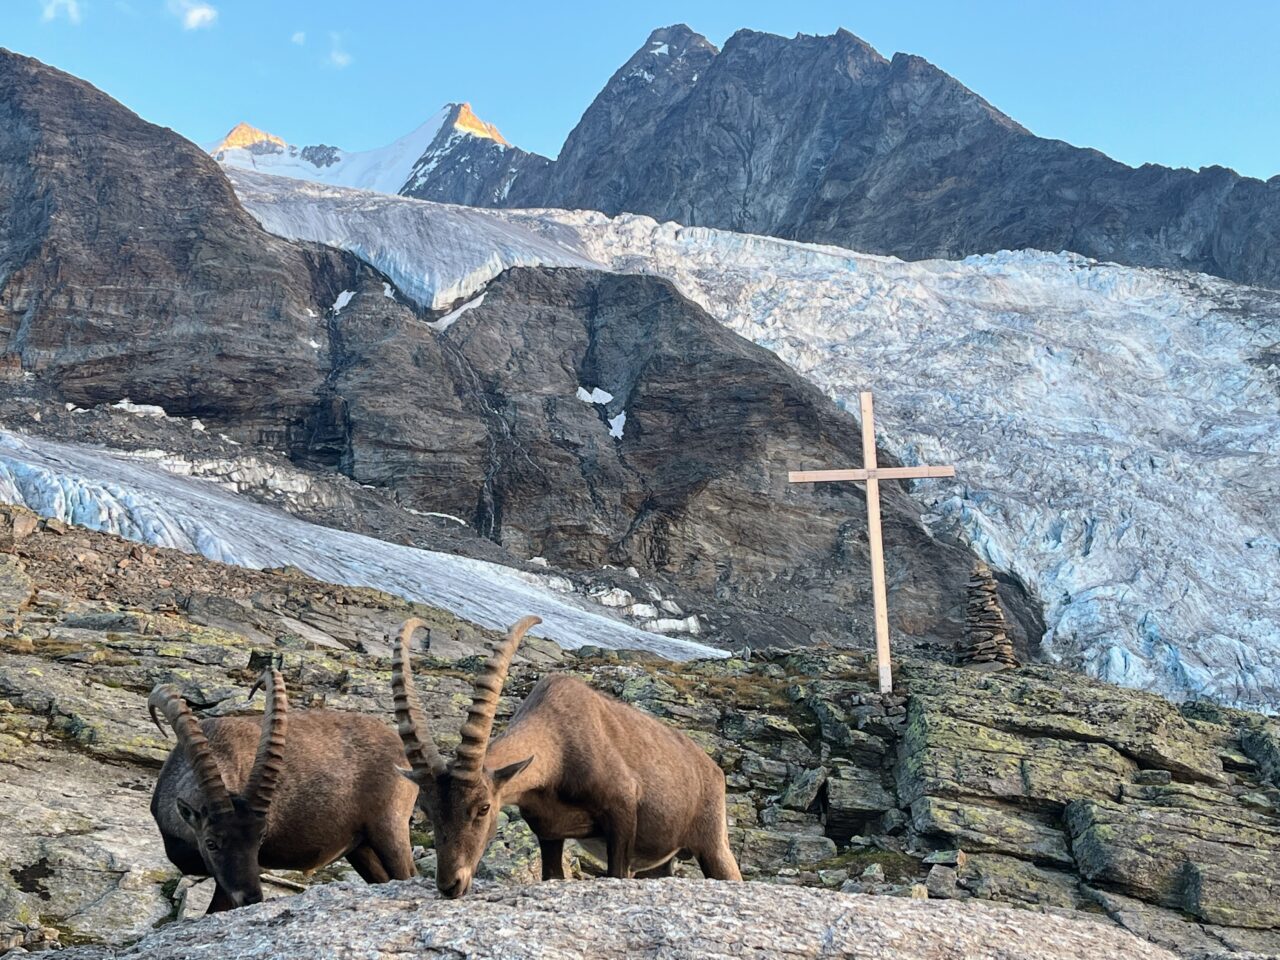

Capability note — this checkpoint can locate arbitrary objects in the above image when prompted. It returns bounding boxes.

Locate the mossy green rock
[1067,795,1280,927]
[910,797,1071,865]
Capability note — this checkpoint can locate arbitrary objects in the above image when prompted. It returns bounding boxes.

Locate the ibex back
[393,615,742,897]
[149,669,417,911]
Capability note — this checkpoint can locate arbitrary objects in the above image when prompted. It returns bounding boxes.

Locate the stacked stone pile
[958,562,1019,670]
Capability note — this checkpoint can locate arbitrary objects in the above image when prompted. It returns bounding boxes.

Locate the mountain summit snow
[210,120,286,155]
[209,101,516,196]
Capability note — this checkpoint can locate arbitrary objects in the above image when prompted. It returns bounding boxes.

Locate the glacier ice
[227,173,1280,708]
[0,430,723,662]
[228,170,598,310]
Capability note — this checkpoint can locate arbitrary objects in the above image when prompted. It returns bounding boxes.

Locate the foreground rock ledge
[61,879,1176,960]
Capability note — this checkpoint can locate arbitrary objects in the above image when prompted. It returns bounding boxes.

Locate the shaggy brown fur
[394,616,741,897]
[149,670,418,912]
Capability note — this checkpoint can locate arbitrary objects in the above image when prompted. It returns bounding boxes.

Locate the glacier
[0,429,722,662]
[229,170,597,309]
[223,171,1280,709]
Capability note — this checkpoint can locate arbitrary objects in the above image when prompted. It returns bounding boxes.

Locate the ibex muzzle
[393,615,741,897]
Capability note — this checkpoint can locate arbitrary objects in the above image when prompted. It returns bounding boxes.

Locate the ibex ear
[492,756,534,788]
[175,797,203,829]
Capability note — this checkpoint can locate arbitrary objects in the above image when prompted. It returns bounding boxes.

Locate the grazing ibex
[149,668,418,912]
[393,615,741,897]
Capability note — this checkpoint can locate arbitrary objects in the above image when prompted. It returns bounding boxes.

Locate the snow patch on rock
[428,292,486,332]
[331,289,355,314]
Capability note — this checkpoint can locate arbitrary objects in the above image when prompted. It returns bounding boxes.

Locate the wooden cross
[788,391,956,694]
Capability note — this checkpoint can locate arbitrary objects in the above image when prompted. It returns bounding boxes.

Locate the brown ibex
[149,668,417,912]
[393,615,741,897]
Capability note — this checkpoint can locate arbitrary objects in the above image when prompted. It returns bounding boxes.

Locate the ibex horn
[393,618,449,782]
[244,667,289,816]
[148,684,234,815]
[452,615,541,780]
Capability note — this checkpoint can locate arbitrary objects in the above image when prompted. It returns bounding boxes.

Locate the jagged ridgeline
[403,25,1280,291]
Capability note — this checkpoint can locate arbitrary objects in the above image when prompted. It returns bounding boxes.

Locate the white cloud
[290,30,305,45]
[327,31,351,68]
[167,0,217,29]
[40,0,82,24]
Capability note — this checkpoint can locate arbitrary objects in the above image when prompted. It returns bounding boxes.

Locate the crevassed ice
[0,430,723,662]
[227,172,1280,709]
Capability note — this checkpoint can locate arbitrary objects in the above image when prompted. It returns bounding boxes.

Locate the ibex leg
[696,839,742,881]
[347,844,393,884]
[603,807,638,879]
[366,821,417,881]
[538,837,566,880]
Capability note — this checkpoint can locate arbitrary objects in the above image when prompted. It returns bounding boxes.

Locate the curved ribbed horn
[393,618,448,782]
[148,684,234,815]
[244,667,289,816]
[453,615,541,780]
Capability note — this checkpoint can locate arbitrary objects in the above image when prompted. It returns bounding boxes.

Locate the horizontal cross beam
[788,465,957,484]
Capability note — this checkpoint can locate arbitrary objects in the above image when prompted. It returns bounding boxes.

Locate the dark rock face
[447,26,1280,290]
[0,47,398,439]
[502,24,718,215]
[318,266,1041,650]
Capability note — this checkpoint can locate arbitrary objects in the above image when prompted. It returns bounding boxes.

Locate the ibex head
[148,669,289,908]
[393,616,541,898]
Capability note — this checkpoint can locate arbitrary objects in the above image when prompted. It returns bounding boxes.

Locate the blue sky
[5,1,1279,179]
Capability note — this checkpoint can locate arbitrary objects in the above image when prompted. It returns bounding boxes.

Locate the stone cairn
[958,561,1019,670]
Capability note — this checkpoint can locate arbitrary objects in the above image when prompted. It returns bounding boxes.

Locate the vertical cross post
[858,393,893,694]
[788,391,956,695]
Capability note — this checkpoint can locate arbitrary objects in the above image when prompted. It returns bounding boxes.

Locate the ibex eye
[478,804,491,816]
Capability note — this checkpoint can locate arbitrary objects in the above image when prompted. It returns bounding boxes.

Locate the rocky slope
[228,172,1280,709]
[0,47,406,436]
[403,25,1280,291]
[1,506,1276,957]
[55,881,1178,960]
[0,48,1030,655]
[0,425,720,659]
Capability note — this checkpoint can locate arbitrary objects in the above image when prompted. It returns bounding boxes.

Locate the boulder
[54,879,1178,960]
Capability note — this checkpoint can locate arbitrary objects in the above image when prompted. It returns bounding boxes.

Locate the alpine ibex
[149,668,418,912]
[393,615,742,897]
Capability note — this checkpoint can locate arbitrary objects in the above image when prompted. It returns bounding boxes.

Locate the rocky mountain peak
[447,102,509,146]
[211,120,285,156]
[639,23,719,60]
